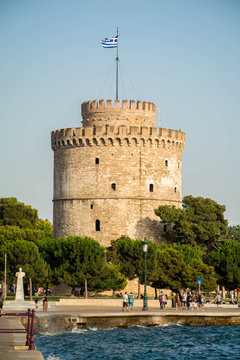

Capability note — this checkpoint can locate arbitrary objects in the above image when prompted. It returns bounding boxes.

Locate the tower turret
[52,99,185,246]
[81,99,156,127]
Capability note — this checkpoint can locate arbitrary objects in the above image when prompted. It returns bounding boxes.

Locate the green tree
[184,258,217,292]
[0,198,38,228]
[0,225,50,245]
[39,236,108,297]
[152,247,189,292]
[0,199,53,246]
[155,195,228,251]
[152,245,217,293]
[162,243,203,264]
[227,225,240,242]
[90,264,127,295]
[35,219,53,239]
[210,240,240,290]
[107,236,157,298]
[0,239,48,300]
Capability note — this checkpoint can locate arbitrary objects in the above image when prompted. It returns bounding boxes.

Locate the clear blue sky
[0,0,239,225]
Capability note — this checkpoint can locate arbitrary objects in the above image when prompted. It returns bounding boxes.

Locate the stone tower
[51,99,185,247]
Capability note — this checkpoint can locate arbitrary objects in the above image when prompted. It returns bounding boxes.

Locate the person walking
[216,293,222,308]
[0,292,4,314]
[159,291,163,309]
[182,291,187,310]
[162,294,166,309]
[201,293,205,311]
[42,294,48,312]
[175,293,180,310]
[186,292,191,310]
[128,292,134,312]
[122,292,129,312]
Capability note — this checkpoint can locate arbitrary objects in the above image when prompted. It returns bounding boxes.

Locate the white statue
[15,267,25,301]
[3,267,35,310]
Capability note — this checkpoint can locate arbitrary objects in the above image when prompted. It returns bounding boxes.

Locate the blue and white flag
[101,36,118,48]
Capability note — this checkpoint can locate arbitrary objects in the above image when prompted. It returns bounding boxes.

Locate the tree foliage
[39,236,106,287]
[107,236,157,284]
[184,258,217,292]
[0,239,48,285]
[227,225,240,242]
[39,236,126,293]
[0,198,38,228]
[89,264,127,293]
[155,195,228,250]
[210,240,240,290]
[152,247,189,292]
[1,196,238,295]
[152,245,217,292]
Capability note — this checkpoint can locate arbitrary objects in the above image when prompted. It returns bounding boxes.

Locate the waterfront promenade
[0,316,44,360]
[1,301,240,359]
[35,302,240,331]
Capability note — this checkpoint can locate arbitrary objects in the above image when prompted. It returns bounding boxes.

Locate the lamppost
[142,237,149,311]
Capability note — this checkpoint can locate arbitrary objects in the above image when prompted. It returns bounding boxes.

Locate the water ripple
[35,325,240,360]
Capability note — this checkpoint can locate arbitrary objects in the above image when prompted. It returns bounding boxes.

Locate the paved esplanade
[0,316,44,360]
[1,302,240,359]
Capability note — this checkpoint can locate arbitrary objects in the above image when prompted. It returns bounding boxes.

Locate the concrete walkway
[29,303,240,332]
[1,302,240,359]
[0,316,44,360]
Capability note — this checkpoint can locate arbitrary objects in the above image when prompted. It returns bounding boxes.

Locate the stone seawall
[31,312,240,334]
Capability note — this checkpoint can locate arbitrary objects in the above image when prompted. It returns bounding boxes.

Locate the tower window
[165,160,168,167]
[174,187,177,193]
[96,220,100,231]
[95,158,99,165]
[111,183,116,190]
[149,184,154,192]
[90,204,93,209]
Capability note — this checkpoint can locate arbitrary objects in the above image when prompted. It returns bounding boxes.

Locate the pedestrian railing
[0,308,35,350]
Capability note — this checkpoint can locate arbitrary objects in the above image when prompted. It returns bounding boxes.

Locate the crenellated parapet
[52,98,185,246]
[81,99,156,127]
[51,125,185,150]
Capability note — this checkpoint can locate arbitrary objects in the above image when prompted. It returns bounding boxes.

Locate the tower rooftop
[81,99,156,127]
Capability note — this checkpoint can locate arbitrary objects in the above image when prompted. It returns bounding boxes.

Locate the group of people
[174,291,205,311]
[121,292,134,311]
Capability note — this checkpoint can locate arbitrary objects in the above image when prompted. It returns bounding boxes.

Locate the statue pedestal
[3,300,35,311]
[3,267,35,311]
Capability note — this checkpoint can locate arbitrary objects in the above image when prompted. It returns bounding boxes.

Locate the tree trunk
[222,286,226,299]
[137,278,140,299]
[112,289,115,297]
[84,279,88,299]
[155,288,158,299]
[29,278,32,301]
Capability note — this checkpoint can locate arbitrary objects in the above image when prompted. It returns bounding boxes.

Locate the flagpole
[116,27,119,100]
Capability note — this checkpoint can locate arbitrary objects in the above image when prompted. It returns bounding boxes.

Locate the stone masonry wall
[52,100,185,247]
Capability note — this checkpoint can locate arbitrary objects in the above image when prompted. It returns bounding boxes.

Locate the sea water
[35,325,240,360]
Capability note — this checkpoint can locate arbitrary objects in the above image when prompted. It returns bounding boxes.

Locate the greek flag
[101,36,118,48]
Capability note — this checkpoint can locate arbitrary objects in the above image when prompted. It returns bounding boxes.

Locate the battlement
[51,125,185,150]
[82,99,156,113]
[81,99,156,128]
